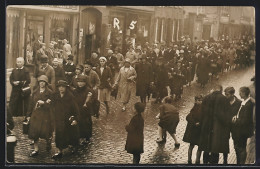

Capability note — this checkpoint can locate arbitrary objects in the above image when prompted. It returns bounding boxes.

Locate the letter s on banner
[129,21,137,30]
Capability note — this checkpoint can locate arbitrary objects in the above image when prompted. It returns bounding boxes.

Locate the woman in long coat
[52,80,80,159]
[114,58,137,111]
[183,95,203,164]
[73,75,94,145]
[135,54,153,103]
[27,75,53,157]
[125,102,145,164]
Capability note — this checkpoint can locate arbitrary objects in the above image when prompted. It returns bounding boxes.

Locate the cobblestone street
[11,65,255,165]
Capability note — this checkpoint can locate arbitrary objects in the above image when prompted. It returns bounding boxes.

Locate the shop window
[25,15,44,64]
[50,19,71,44]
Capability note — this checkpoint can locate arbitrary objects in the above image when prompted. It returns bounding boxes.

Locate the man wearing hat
[114,47,125,69]
[33,35,43,64]
[135,54,153,103]
[63,54,76,84]
[106,49,118,83]
[52,80,80,159]
[36,43,46,65]
[52,58,65,87]
[70,64,84,90]
[83,60,101,118]
[153,57,171,103]
[62,39,72,61]
[125,46,137,64]
[34,55,56,92]
[46,42,55,65]
[73,74,94,145]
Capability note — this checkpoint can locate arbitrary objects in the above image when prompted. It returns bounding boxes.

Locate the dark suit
[9,67,31,116]
[232,99,254,164]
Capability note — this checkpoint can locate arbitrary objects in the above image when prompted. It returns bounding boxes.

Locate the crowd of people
[7,34,255,164]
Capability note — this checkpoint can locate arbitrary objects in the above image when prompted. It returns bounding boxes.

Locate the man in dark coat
[135,54,153,103]
[34,55,56,92]
[52,58,65,87]
[63,55,76,84]
[224,87,242,164]
[106,49,118,83]
[197,55,210,87]
[231,87,254,164]
[198,85,231,164]
[32,35,43,64]
[83,61,101,118]
[73,75,94,145]
[52,80,80,159]
[153,58,170,103]
[125,102,145,164]
[9,57,31,117]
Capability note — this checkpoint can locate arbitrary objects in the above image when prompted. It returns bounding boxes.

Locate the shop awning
[50,13,70,20]
[7,10,19,18]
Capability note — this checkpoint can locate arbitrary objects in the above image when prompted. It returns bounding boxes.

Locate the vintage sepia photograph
[6,5,256,165]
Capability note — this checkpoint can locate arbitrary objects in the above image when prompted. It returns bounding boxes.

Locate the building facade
[6,5,79,69]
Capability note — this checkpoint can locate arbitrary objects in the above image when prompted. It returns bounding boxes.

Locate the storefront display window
[25,15,44,64]
[50,19,71,43]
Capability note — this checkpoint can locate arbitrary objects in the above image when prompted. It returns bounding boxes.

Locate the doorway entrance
[81,8,102,61]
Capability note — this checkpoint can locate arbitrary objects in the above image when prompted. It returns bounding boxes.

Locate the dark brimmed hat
[37,75,48,84]
[57,80,69,87]
[68,55,74,61]
[76,65,84,71]
[84,60,93,67]
[76,75,87,83]
[40,55,48,63]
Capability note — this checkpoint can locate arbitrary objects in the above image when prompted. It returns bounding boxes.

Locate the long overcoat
[183,103,202,145]
[73,86,94,139]
[28,87,53,140]
[198,91,231,154]
[125,113,144,154]
[197,57,210,85]
[115,66,137,104]
[9,67,31,116]
[135,62,153,97]
[52,90,80,149]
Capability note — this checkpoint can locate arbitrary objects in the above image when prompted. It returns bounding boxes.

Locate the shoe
[52,152,62,159]
[156,138,165,143]
[174,143,180,148]
[29,150,39,157]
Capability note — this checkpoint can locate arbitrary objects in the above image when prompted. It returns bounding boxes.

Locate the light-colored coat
[115,66,137,104]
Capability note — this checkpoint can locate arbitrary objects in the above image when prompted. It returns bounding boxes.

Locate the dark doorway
[202,24,211,40]
[85,35,93,60]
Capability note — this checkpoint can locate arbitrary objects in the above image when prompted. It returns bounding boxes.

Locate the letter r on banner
[113,18,120,30]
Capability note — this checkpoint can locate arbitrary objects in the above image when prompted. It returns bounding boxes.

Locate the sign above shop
[113,17,137,30]
[8,5,79,13]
